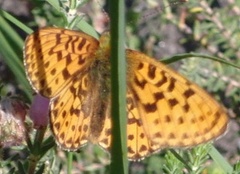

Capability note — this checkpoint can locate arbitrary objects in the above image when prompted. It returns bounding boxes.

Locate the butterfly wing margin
[24,28,99,98]
[126,49,228,160]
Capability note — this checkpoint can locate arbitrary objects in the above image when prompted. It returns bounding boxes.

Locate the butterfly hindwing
[50,72,92,149]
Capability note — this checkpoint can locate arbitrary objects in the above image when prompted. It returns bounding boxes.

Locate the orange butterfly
[24,28,228,160]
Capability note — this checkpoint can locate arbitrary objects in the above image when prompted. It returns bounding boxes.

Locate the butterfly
[24,27,228,160]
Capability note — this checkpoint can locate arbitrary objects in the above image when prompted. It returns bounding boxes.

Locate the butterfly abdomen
[87,57,111,143]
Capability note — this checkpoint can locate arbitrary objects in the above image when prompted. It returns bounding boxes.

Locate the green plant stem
[209,146,233,173]
[109,0,128,173]
[27,127,47,174]
[67,152,73,174]
[161,53,240,69]
[170,149,192,171]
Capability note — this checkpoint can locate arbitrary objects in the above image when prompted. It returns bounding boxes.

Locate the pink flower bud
[29,94,50,129]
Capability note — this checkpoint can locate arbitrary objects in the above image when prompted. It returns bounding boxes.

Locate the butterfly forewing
[126,50,228,160]
[24,28,99,97]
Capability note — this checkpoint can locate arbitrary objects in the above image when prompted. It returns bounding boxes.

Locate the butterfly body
[24,28,228,160]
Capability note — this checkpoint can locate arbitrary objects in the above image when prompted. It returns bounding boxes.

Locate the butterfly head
[98,32,110,56]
